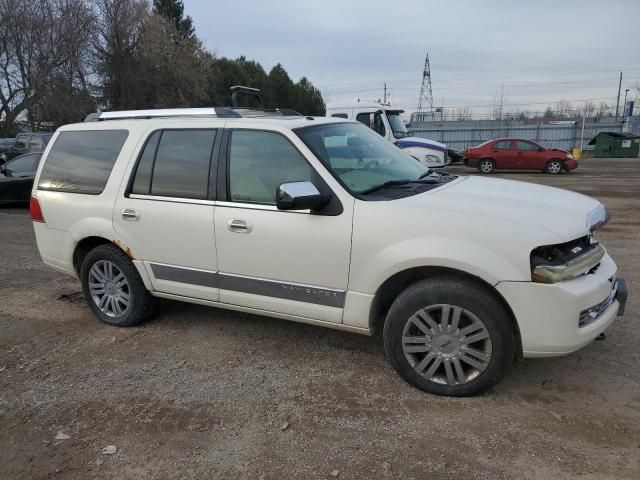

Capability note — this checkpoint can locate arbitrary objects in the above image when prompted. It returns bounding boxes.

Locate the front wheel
[383,277,515,396]
[478,158,495,174]
[81,244,157,327]
[545,159,563,174]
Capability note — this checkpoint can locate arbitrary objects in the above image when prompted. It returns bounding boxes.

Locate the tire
[545,159,563,174]
[80,244,157,327]
[383,277,515,396]
[478,158,495,174]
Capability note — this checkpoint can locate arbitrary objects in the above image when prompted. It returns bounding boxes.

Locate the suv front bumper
[496,253,627,357]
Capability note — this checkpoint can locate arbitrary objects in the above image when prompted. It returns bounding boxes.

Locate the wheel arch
[369,265,522,357]
[72,236,130,276]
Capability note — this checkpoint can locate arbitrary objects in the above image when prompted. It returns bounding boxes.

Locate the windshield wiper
[418,169,434,178]
[361,178,439,195]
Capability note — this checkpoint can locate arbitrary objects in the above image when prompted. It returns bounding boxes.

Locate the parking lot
[0,157,638,480]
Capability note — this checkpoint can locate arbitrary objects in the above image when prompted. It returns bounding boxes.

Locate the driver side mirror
[276,181,330,211]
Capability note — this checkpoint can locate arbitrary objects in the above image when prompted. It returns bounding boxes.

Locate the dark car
[464,138,577,174]
[3,133,52,162]
[0,138,17,164]
[0,152,42,204]
[446,147,464,164]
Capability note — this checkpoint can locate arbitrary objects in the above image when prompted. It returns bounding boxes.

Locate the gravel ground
[1,158,639,479]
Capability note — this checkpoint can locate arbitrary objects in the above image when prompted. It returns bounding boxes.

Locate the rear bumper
[463,157,479,167]
[497,253,625,357]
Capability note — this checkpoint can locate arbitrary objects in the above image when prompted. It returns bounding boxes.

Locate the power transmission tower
[416,53,434,122]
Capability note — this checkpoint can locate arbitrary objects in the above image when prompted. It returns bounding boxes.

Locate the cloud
[184,0,640,113]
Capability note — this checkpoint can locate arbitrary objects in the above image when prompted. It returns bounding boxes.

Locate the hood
[415,176,600,241]
[395,137,446,152]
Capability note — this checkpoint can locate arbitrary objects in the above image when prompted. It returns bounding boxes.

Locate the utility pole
[623,88,630,116]
[615,71,622,121]
[416,53,434,123]
[383,82,387,104]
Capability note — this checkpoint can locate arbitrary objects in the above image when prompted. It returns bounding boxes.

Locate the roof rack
[86,86,303,122]
[92,107,240,121]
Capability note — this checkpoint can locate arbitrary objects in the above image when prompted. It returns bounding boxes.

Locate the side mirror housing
[276,181,330,211]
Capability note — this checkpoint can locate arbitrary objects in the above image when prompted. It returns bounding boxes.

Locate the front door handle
[228,219,252,233]
[121,208,140,221]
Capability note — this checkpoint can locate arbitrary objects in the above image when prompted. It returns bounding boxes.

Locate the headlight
[530,236,604,283]
[587,204,609,232]
[567,154,574,159]
[424,154,441,164]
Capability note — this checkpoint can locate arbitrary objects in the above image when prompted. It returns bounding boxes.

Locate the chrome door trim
[129,194,216,206]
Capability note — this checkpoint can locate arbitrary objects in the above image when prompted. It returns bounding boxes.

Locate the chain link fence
[410,120,626,151]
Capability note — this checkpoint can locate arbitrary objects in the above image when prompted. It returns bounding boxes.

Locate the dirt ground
[1,158,639,480]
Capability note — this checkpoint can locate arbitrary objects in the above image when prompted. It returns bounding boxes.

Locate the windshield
[295,122,429,194]
[386,111,410,139]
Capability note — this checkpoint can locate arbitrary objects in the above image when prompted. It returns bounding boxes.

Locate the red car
[464,138,577,174]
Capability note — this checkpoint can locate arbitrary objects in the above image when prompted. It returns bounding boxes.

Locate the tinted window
[228,130,311,204]
[331,113,348,119]
[517,141,538,151]
[38,130,128,194]
[29,136,44,149]
[149,130,216,199]
[495,141,513,150]
[356,112,386,137]
[15,135,29,149]
[131,131,161,195]
[7,154,38,173]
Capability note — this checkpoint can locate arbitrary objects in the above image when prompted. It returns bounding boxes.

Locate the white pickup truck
[326,103,447,168]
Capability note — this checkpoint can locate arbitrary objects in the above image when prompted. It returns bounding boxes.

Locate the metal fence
[410,121,625,151]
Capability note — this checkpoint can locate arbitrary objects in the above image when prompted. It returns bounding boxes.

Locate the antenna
[416,53,434,122]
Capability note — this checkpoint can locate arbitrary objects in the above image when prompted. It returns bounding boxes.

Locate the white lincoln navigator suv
[30,107,627,396]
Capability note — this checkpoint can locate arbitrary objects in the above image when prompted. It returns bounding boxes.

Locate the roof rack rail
[88,107,241,122]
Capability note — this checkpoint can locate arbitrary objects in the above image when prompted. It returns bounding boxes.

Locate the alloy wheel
[402,304,493,386]
[480,160,493,173]
[547,161,562,174]
[88,260,131,318]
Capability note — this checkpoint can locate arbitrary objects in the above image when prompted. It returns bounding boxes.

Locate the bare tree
[92,0,149,109]
[453,106,473,120]
[597,102,611,118]
[491,84,510,121]
[554,99,573,118]
[0,0,94,135]
[581,100,596,118]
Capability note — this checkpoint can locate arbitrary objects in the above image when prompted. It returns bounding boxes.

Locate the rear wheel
[80,244,157,327]
[383,277,515,396]
[545,158,563,174]
[478,158,495,174]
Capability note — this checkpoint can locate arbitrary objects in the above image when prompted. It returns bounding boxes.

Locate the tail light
[29,196,45,222]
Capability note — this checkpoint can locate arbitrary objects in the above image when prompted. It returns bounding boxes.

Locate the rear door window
[7,154,38,174]
[130,129,217,199]
[29,136,44,150]
[495,140,513,150]
[38,130,128,194]
[516,141,538,151]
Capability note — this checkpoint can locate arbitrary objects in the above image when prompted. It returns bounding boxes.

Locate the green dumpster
[588,132,640,158]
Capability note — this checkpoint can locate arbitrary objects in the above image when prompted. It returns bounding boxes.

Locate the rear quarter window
[38,130,128,194]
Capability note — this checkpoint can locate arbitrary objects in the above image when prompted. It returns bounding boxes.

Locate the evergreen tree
[153,0,194,37]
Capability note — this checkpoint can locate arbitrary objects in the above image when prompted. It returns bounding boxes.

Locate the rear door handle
[121,208,140,221]
[228,219,252,233]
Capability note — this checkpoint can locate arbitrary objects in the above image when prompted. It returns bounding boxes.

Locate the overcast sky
[184,0,640,116]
